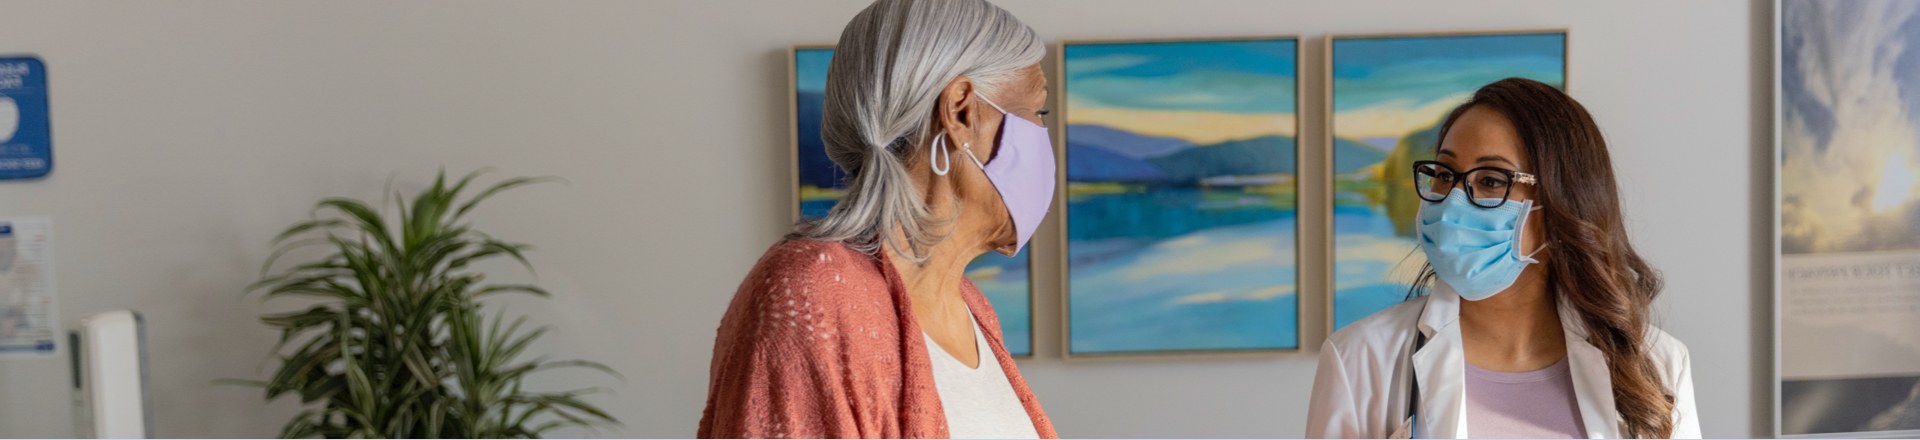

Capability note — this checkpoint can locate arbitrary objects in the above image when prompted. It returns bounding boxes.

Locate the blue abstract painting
[1328,32,1565,331]
[792,47,1032,356]
[1062,38,1299,355]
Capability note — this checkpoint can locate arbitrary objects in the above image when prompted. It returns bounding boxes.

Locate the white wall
[0,0,1768,437]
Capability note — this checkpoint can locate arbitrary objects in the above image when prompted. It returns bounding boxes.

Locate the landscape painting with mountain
[1328,32,1566,331]
[1062,38,1300,355]
[791,47,1033,356]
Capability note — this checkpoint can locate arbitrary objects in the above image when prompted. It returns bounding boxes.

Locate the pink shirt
[1464,357,1586,438]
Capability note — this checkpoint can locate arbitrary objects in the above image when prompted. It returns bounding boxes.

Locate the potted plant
[243,170,618,438]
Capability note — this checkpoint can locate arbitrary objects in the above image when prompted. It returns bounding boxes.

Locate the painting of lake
[1328,32,1566,331]
[791,47,1033,356]
[1062,38,1299,355]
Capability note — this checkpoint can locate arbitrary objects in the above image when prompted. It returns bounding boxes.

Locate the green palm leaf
[241,170,617,438]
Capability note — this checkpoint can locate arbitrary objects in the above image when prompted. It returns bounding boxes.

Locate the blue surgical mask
[1416,188,1546,301]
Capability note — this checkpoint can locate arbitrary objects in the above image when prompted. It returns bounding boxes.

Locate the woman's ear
[935,77,977,150]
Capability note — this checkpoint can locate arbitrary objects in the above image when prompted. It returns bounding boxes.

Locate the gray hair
[792,0,1045,262]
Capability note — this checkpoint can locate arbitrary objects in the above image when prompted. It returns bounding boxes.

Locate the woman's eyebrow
[1477,155,1518,167]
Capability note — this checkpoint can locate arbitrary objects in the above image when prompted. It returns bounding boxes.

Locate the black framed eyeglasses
[1412,160,1538,208]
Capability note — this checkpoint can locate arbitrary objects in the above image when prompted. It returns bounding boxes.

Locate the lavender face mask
[963,93,1056,256]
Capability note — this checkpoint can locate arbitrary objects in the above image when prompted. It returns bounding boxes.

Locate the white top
[1305,282,1700,439]
[924,308,1040,440]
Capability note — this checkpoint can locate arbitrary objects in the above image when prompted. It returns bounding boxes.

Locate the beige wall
[0,0,1769,437]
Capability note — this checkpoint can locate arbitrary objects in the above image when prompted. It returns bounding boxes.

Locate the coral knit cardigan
[698,239,1056,439]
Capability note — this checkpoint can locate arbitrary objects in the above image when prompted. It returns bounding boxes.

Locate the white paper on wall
[0,216,58,357]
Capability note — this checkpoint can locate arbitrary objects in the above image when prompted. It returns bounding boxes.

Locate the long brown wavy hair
[1409,77,1673,438]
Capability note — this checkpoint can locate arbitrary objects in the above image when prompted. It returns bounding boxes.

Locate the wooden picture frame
[1057,35,1304,358]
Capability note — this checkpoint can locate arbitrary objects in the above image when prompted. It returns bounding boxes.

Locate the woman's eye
[1036,109,1051,117]
[1477,176,1508,188]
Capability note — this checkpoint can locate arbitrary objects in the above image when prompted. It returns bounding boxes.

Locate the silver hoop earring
[931,133,952,176]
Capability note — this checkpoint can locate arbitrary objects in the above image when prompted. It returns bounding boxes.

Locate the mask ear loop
[1522,242,1551,261]
[930,132,952,176]
[1517,203,1550,262]
[959,140,985,170]
[960,92,1007,169]
[973,92,1010,114]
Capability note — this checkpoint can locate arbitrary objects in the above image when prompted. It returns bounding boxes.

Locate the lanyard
[1405,312,1428,439]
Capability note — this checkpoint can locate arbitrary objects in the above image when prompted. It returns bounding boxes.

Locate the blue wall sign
[0,56,51,180]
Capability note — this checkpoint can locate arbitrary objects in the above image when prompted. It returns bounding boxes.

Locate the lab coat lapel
[1559,300,1624,438]
[1414,285,1468,438]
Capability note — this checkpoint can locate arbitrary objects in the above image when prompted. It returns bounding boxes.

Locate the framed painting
[789,45,1034,357]
[1059,36,1301,357]
[1776,1,1920,436]
[1326,30,1567,332]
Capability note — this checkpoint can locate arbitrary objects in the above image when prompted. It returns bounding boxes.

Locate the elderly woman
[697,0,1057,438]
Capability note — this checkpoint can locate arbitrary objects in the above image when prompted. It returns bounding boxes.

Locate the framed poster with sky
[1776,1,1920,436]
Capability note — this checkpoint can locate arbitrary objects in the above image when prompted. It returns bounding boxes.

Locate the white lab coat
[1305,283,1700,439]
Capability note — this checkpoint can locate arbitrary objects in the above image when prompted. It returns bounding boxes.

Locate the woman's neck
[886,242,975,307]
[1458,269,1566,372]
[882,227,991,314]
[884,227,993,367]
